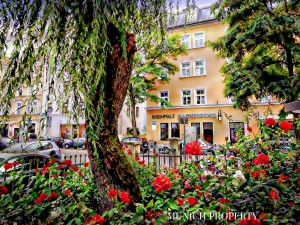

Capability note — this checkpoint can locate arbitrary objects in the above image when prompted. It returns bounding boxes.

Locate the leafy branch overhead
[208,0,300,111]
[128,34,186,106]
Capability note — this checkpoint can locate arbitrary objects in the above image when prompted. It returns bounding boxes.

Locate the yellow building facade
[1,58,44,139]
[146,7,285,145]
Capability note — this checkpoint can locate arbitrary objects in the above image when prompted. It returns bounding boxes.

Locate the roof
[168,6,215,28]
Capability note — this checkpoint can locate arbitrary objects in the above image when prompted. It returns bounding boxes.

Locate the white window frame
[194,32,205,48]
[158,90,169,106]
[15,101,22,115]
[26,101,31,114]
[194,59,206,76]
[181,89,192,106]
[195,88,206,105]
[180,62,191,77]
[181,34,191,49]
[33,100,38,114]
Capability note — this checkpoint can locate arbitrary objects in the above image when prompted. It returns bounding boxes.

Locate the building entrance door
[203,122,213,144]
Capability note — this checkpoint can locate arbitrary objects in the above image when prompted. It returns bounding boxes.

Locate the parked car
[1,141,62,160]
[42,136,64,148]
[0,141,9,150]
[27,133,38,142]
[121,137,149,153]
[63,138,87,149]
[0,153,50,190]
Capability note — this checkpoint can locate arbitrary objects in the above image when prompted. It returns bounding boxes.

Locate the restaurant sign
[152,114,175,119]
[178,113,216,118]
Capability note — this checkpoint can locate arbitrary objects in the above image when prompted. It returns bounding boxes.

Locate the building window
[135,107,139,118]
[195,88,206,105]
[191,123,200,139]
[194,32,204,48]
[126,106,130,117]
[229,122,245,144]
[181,62,191,77]
[181,35,190,49]
[181,89,192,105]
[33,101,38,114]
[160,123,169,141]
[16,87,22,96]
[26,101,31,114]
[194,59,205,76]
[159,90,169,106]
[171,123,180,138]
[15,101,22,115]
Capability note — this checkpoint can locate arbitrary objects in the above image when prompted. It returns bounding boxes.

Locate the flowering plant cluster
[0,113,299,224]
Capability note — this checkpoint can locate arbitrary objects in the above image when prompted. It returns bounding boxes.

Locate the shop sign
[178,113,216,118]
[152,114,175,119]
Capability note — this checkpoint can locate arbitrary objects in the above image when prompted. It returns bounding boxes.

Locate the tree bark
[86,23,142,213]
[129,84,138,137]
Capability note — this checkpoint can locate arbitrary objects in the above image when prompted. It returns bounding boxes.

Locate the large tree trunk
[129,84,138,137]
[86,23,142,213]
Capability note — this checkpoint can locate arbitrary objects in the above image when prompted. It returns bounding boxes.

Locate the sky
[176,0,217,10]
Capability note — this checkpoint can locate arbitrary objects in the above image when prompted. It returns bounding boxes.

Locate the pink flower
[184,182,191,189]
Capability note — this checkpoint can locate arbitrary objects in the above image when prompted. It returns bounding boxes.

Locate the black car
[121,137,150,153]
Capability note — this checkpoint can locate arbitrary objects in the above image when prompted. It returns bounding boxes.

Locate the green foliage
[128,34,187,105]
[208,0,300,110]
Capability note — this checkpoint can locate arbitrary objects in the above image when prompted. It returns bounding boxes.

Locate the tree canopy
[209,0,300,110]
[0,0,196,208]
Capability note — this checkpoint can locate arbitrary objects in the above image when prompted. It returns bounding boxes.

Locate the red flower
[254,154,269,165]
[135,156,140,161]
[264,118,276,127]
[119,191,130,203]
[70,166,79,171]
[4,162,13,171]
[239,215,261,225]
[65,189,71,195]
[86,214,105,225]
[226,211,235,223]
[0,185,9,195]
[198,192,203,197]
[35,193,48,204]
[52,174,57,178]
[296,168,300,172]
[152,175,172,192]
[84,162,90,167]
[219,198,228,204]
[289,202,294,207]
[184,141,203,156]
[78,172,83,176]
[195,185,201,190]
[187,197,197,206]
[278,174,289,184]
[259,212,268,221]
[12,161,20,167]
[138,160,145,166]
[127,149,132,155]
[177,198,184,206]
[251,171,260,179]
[48,191,59,200]
[279,121,293,133]
[298,180,300,185]
[269,189,279,200]
[61,159,72,167]
[246,162,251,167]
[108,189,118,199]
[247,126,252,132]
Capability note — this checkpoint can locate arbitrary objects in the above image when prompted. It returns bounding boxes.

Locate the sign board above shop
[178,113,216,118]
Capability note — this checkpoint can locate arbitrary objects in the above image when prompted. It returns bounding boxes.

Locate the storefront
[146,104,285,145]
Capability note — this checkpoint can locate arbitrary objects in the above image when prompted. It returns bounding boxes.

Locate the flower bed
[0,118,299,224]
